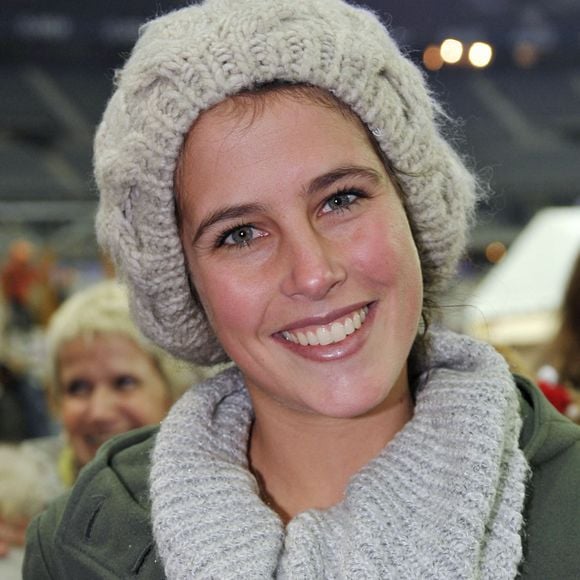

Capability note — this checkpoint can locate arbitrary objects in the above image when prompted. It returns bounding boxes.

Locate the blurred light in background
[422,44,444,71]
[440,38,464,64]
[425,38,495,70]
[14,14,73,41]
[485,241,507,264]
[513,41,540,68]
[468,41,494,68]
[99,18,142,44]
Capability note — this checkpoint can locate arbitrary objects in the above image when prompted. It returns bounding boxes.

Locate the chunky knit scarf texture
[151,330,529,579]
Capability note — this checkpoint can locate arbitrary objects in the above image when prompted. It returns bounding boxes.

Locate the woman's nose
[279,228,346,300]
[86,386,119,424]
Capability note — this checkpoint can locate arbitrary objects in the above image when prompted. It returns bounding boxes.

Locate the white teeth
[297,332,309,346]
[344,317,355,335]
[330,321,346,342]
[306,330,319,345]
[282,306,369,347]
[317,326,332,346]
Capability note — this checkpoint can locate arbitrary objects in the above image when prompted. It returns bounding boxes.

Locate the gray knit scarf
[151,330,529,579]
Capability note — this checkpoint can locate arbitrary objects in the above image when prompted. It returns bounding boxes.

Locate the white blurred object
[0,546,24,580]
[537,364,559,385]
[0,442,63,522]
[465,207,580,345]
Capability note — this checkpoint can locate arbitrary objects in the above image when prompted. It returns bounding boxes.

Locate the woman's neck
[248,378,414,524]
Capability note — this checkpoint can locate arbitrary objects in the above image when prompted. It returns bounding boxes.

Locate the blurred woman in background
[1,279,208,559]
[45,279,203,482]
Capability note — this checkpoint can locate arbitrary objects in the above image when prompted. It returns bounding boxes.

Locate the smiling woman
[176,93,422,426]
[57,333,170,468]
[43,280,208,480]
[23,0,580,579]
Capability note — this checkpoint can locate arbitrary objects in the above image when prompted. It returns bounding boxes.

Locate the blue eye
[224,225,254,246]
[217,224,265,249]
[321,190,363,214]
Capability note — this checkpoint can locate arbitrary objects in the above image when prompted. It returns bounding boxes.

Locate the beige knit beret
[95,0,478,365]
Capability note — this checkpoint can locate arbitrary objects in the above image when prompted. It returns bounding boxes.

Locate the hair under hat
[95,0,479,365]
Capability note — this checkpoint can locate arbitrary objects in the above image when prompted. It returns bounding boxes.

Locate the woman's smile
[280,304,369,346]
[274,302,377,364]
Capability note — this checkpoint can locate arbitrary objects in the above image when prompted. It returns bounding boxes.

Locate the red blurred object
[537,379,573,414]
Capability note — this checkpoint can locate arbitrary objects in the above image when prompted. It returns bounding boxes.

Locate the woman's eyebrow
[305,165,383,196]
[193,202,266,243]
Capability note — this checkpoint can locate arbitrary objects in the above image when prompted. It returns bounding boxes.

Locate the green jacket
[24,377,580,579]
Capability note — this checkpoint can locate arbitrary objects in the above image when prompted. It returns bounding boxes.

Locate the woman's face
[58,333,171,466]
[178,94,423,419]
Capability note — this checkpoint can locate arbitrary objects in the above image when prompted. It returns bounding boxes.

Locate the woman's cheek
[194,263,263,334]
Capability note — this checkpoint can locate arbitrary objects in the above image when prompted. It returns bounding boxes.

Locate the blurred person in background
[536,250,580,421]
[44,278,209,484]
[1,240,74,334]
[0,240,40,332]
[0,360,55,443]
[30,248,74,328]
[1,279,212,560]
[0,444,62,578]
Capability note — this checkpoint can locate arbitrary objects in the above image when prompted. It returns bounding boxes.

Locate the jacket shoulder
[517,374,580,462]
[516,375,580,579]
[24,425,164,580]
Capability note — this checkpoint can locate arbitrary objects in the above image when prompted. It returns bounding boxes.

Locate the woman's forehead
[180,84,373,160]
[178,90,384,182]
[177,94,385,205]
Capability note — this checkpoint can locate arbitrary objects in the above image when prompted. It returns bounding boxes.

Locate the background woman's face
[59,333,171,466]
[178,94,423,419]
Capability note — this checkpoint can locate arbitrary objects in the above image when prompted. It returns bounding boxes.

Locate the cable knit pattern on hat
[150,329,529,579]
[95,0,479,364]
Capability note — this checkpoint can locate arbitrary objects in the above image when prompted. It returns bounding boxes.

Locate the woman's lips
[280,305,370,346]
